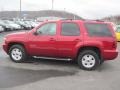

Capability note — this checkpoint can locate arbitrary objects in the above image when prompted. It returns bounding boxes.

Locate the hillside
[102,15,120,24]
[0,10,83,20]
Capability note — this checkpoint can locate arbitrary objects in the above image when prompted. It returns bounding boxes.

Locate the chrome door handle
[74,39,81,41]
[50,38,55,41]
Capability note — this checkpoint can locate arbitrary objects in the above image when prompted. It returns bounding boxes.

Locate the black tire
[77,50,100,71]
[100,59,104,65]
[9,45,27,63]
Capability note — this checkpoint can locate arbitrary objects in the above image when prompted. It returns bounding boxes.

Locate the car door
[28,22,58,57]
[57,21,83,58]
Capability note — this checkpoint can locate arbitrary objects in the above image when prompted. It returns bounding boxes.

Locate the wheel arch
[76,46,102,60]
[7,42,26,54]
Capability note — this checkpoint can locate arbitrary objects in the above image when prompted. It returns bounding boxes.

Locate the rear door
[57,21,83,58]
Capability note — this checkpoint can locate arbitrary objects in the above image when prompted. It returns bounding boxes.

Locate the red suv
[3,19,118,70]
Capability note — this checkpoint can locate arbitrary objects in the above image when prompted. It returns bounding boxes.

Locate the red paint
[3,20,118,61]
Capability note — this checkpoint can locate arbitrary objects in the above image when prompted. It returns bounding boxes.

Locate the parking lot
[0,31,120,90]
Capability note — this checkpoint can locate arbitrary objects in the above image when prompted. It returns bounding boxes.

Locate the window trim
[61,22,80,36]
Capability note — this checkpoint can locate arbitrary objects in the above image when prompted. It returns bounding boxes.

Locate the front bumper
[3,43,8,54]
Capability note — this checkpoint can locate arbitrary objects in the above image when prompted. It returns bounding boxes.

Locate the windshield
[19,21,25,24]
[0,20,5,25]
[3,21,15,24]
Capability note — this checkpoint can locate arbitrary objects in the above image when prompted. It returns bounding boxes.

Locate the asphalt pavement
[0,31,120,90]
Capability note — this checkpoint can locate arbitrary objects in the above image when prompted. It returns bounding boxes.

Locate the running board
[33,56,72,61]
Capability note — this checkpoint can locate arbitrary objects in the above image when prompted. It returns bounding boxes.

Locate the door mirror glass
[33,31,38,35]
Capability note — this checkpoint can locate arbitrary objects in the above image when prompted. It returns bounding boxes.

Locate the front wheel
[9,45,27,63]
[77,50,100,71]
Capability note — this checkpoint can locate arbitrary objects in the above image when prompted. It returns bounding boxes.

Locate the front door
[28,22,58,57]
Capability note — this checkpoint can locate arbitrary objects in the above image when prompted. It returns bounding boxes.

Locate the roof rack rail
[60,19,73,21]
[60,18,85,21]
[83,19,104,22]
[94,19,105,22]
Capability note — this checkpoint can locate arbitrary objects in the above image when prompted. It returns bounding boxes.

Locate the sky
[0,0,120,19]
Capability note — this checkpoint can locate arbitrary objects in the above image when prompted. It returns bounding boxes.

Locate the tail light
[113,41,117,49]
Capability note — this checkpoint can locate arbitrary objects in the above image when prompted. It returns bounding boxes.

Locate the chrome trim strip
[33,56,72,61]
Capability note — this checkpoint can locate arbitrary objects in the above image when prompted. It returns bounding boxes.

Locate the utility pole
[64,8,66,12]
[52,0,54,10]
[20,0,22,19]
[51,0,54,20]
[0,7,3,18]
[74,15,76,20]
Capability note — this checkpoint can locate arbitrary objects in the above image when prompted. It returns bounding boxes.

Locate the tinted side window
[37,23,56,35]
[61,23,80,36]
[85,23,112,37]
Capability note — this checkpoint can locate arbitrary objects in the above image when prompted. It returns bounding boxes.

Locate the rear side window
[85,23,112,37]
[61,22,80,36]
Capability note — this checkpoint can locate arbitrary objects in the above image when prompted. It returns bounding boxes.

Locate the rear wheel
[100,59,104,65]
[77,50,100,70]
[9,45,27,63]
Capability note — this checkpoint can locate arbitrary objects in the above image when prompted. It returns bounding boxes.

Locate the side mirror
[33,32,38,35]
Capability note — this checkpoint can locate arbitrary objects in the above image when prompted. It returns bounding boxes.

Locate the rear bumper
[103,50,118,60]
